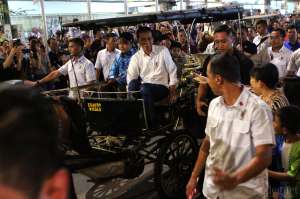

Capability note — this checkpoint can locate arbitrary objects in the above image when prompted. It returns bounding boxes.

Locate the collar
[270,45,286,53]
[286,40,300,47]
[72,55,85,63]
[121,48,134,57]
[141,45,157,57]
[220,86,250,110]
[105,48,118,54]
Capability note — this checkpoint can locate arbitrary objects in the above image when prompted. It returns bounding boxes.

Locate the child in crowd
[269,105,300,199]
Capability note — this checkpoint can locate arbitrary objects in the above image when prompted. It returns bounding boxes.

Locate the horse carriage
[41,6,244,198]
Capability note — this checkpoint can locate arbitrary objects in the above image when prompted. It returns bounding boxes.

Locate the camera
[22,48,31,54]
[12,38,22,47]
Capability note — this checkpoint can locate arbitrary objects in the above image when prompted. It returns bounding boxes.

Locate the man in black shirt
[90,30,105,64]
[47,38,68,89]
[48,38,63,69]
[196,24,254,116]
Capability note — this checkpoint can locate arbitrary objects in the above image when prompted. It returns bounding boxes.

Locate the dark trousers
[128,79,169,128]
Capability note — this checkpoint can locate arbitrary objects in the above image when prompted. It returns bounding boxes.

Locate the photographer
[0,39,25,81]
[28,37,46,80]
[3,46,23,70]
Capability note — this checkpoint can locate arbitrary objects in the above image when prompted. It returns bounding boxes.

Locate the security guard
[28,38,96,98]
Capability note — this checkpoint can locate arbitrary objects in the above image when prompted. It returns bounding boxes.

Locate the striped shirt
[260,90,289,113]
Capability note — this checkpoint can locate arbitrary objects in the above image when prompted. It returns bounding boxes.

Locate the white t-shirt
[253,34,270,54]
[281,142,292,172]
[203,87,275,199]
[95,48,120,80]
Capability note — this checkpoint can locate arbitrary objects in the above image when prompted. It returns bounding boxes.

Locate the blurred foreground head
[0,85,69,199]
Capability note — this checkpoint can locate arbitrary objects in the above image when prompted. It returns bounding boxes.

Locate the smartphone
[12,39,21,47]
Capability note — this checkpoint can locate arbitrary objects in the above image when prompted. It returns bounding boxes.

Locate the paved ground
[73,135,203,199]
[73,164,160,199]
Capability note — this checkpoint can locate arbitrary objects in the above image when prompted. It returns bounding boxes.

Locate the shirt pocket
[67,65,73,73]
[231,119,251,148]
[205,116,218,137]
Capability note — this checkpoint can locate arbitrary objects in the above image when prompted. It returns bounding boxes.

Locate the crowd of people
[0,13,300,199]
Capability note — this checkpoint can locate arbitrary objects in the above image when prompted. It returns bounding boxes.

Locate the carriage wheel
[154,131,198,199]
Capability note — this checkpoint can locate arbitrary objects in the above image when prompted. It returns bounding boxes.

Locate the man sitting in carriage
[127,26,178,127]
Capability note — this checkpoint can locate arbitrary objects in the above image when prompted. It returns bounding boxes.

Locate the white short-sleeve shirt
[127,45,178,87]
[253,34,270,54]
[203,87,275,199]
[58,55,96,88]
[268,45,292,78]
[95,48,120,80]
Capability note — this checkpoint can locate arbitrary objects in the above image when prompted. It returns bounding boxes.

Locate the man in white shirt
[268,29,292,78]
[186,53,274,199]
[95,33,120,81]
[204,42,215,54]
[287,48,300,76]
[28,38,96,98]
[253,20,270,54]
[127,26,178,127]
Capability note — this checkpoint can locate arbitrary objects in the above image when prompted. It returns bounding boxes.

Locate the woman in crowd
[250,63,289,112]
[250,63,289,198]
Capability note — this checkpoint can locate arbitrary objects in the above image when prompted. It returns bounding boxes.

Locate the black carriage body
[83,97,148,134]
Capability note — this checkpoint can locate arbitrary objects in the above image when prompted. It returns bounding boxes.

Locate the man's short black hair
[209,53,241,83]
[136,26,152,39]
[119,32,134,43]
[272,28,286,38]
[214,24,232,36]
[250,63,279,89]
[283,76,300,107]
[47,37,56,45]
[276,105,300,134]
[105,32,117,40]
[152,30,163,43]
[287,24,296,31]
[0,85,61,199]
[69,37,84,48]
[256,19,268,27]
[28,36,37,42]
[93,29,101,36]
[170,41,182,49]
